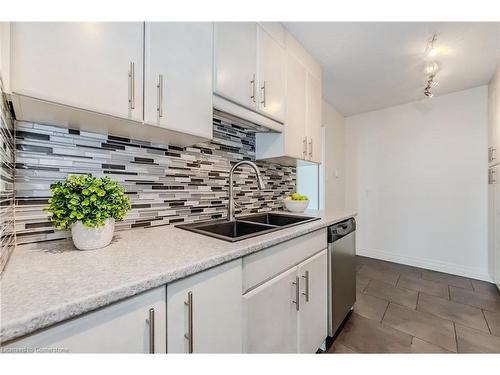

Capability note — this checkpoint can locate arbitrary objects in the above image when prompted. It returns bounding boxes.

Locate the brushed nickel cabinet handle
[250,74,256,103]
[308,138,313,158]
[184,291,193,353]
[492,147,497,162]
[157,74,164,118]
[301,270,310,302]
[303,137,308,158]
[260,81,266,107]
[147,308,155,353]
[492,169,497,184]
[292,276,300,311]
[129,62,136,110]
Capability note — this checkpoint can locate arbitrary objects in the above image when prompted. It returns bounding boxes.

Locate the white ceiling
[283,22,500,116]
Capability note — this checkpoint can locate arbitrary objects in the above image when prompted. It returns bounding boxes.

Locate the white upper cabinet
[144,22,213,139]
[256,26,286,122]
[488,67,500,166]
[213,22,258,110]
[213,22,286,123]
[255,29,322,165]
[11,22,144,122]
[285,52,307,160]
[306,72,322,163]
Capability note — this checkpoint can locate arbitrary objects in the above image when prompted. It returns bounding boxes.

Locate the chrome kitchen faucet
[228,161,265,221]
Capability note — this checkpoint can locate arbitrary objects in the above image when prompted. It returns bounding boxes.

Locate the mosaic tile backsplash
[15,115,296,244]
[0,83,16,274]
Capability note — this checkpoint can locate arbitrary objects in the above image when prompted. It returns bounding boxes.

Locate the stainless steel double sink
[176,212,320,242]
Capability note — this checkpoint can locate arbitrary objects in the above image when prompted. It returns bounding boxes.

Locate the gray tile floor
[327,256,500,353]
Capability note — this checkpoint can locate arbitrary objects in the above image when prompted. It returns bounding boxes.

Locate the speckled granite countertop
[0,210,356,343]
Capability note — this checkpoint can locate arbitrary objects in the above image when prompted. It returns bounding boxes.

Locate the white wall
[322,100,346,211]
[0,22,11,91]
[345,86,490,281]
[297,160,319,210]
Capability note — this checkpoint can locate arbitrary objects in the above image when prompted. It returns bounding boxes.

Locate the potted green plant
[46,174,131,250]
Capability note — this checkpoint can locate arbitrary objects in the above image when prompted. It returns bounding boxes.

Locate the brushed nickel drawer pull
[292,276,300,311]
[147,308,155,353]
[260,81,266,107]
[157,74,164,118]
[129,61,136,110]
[250,74,256,103]
[184,291,193,353]
[302,270,310,302]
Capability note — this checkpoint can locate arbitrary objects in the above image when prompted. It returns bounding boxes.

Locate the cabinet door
[243,266,298,353]
[3,287,166,353]
[493,165,500,286]
[213,22,257,110]
[488,70,500,165]
[297,249,328,353]
[144,22,213,139]
[285,52,307,159]
[256,26,286,122]
[167,259,242,353]
[11,22,144,121]
[306,72,322,163]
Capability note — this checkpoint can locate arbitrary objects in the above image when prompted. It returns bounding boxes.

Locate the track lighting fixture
[426,34,438,58]
[423,34,441,98]
[425,61,439,75]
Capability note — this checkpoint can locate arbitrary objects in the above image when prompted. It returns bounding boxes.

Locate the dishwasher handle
[328,219,356,243]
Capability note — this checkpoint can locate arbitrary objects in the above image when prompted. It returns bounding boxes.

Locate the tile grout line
[413,291,494,334]
[361,278,372,294]
[453,322,458,353]
[481,309,492,335]
[340,342,359,354]
[412,336,455,353]
[380,301,391,323]
[381,303,457,353]
[395,273,401,288]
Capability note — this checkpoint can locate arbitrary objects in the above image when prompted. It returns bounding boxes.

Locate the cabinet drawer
[242,228,327,292]
[3,286,166,353]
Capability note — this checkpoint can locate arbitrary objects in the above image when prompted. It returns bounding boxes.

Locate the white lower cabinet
[3,287,166,353]
[489,164,500,287]
[297,250,328,353]
[166,259,243,353]
[243,266,299,353]
[3,234,330,353]
[243,249,328,353]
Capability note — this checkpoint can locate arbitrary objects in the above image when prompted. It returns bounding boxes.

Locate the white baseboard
[357,248,494,283]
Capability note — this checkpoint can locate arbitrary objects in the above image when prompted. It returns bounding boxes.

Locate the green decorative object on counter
[46,174,131,229]
[46,174,130,251]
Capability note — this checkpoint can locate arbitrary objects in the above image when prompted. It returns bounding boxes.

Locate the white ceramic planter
[71,218,115,251]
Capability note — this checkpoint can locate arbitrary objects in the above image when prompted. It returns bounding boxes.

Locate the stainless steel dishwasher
[327,218,356,337]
